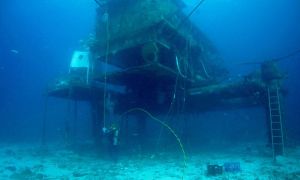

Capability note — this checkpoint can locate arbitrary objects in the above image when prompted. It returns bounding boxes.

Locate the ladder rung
[269,92,278,95]
[271,119,281,122]
[273,136,283,138]
[272,129,282,132]
[273,143,283,145]
[270,109,279,112]
[272,122,281,124]
[272,115,280,117]
[270,102,279,105]
[272,123,281,127]
[270,106,279,110]
[271,119,281,123]
[272,129,281,131]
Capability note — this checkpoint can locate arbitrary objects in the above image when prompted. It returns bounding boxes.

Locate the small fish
[10,49,19,54]
[132,133,139,137]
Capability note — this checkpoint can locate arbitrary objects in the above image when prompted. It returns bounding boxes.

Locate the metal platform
[94,63,179,85]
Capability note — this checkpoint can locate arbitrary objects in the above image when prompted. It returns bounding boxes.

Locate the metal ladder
[267,86,284,159]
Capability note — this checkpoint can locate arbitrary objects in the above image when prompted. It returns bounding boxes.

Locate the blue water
[0,0,299,143]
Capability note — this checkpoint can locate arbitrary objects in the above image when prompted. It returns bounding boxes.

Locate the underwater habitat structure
[47,0,286,161]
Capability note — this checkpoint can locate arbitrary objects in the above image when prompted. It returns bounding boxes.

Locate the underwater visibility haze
[0,0,300,179]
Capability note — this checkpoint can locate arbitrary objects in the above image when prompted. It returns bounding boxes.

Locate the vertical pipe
[73,100,78,144]
[137,114,146,153]
[90,100,97,143]
[91,99,103,145]
[64,87,72,145]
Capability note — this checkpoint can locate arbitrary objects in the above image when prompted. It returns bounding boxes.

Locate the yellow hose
[121,108,187,180]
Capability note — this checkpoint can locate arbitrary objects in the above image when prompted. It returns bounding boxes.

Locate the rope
[200,59,210,78]
[155,75,179,150]
[276,48,300,61]
[176,0,206,29]
[94,0,100,6]
[176,56,187,78]
[120,108,187,180]
[238,48,300,65]
[94,0,105,6]
[155,38,192,156]
[160,0,207,42]
[103,10,110,128]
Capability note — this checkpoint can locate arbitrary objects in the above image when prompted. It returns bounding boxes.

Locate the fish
[10,49,19,54]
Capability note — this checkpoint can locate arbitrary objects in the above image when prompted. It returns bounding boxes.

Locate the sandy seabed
[0,142,300,180]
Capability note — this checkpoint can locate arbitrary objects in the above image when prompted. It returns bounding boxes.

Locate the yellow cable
[156,74,179,149]
[121,108,187,180]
